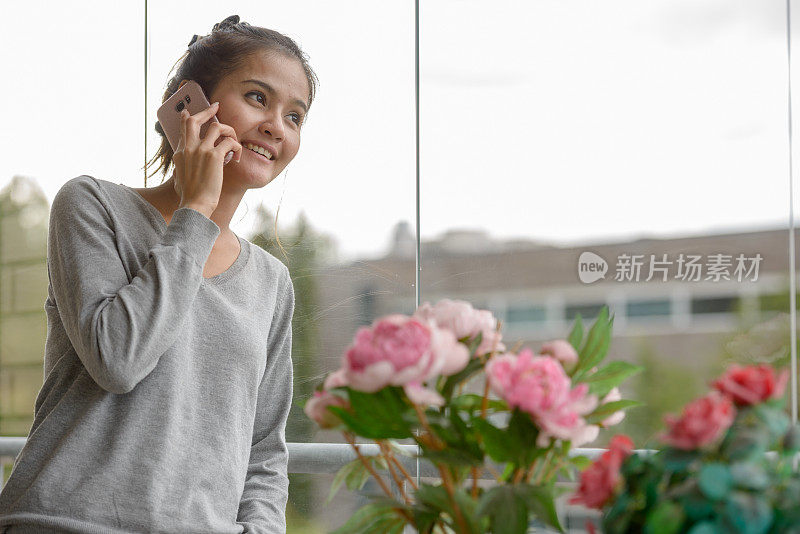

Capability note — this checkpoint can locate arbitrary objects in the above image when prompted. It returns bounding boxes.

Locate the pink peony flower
[712,364,789,406]
[304,390,349,429]
[539,339,579,370]
[323,368,348,390]
[659,391,736,450]
[599,387,625,427]
[486,348,599,447]
[570,434,634,510]
[413,299,506,357]
[403,380,445,407]
[342,314,469,393]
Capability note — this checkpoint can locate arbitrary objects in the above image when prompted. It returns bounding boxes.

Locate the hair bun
[212,15,241,32]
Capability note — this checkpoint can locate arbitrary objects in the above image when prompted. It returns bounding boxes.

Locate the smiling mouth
[244,146,274,162]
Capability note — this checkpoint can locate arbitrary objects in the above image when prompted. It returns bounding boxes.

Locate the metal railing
[0,437,620,532]
[0,437,640,481]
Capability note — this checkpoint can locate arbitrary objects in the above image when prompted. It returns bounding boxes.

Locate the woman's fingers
[180,102,220,150]
[199,121,240,151]
[177,109,188,152]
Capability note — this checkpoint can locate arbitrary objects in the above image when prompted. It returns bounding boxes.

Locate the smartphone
[156,80,235,165]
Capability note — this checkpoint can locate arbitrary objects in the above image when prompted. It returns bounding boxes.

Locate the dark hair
[144,15,318,259]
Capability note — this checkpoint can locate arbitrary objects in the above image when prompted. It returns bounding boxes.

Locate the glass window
[691,296,737,315]
[627,299,671,318]
[506,305,546,324]
[565,303,606,322]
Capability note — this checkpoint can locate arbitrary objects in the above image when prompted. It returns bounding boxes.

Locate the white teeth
[244,143,273,160]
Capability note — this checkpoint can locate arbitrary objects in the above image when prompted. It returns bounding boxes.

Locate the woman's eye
[246,91,303,126]
[246,91,266,105]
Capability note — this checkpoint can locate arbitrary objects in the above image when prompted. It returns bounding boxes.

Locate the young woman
[0,15,319,534]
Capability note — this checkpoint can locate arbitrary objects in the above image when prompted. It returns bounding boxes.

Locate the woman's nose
[260,112,284,140]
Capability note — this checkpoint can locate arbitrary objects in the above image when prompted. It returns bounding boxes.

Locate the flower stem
[343,432,414,524]
[413,402,445,449]
[470,466,479,498]
[530,447,555,485]
[537,450,565,485]
[485,464,504,482]
[438,464,470,534]
[392,457,419,492]
[513,465,527,484]
[379,440,414,502]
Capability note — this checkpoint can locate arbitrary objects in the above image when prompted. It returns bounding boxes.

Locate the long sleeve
[46,176,220,394]
[237,270,295,534]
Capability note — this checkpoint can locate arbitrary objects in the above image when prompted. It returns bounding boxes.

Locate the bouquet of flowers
[303,300,642,533]
[571,363,800,534]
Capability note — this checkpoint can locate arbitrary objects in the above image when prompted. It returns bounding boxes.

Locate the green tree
[616,339,705,449]
[249,204,336,526]
[717,284,799,415]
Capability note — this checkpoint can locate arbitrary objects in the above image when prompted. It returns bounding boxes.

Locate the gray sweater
[0,176,295,533]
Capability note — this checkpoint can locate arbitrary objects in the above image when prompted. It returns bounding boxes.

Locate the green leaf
[518,483,565,533]
[450,393,507,413]
[722,491,773,534]
[409,502,441,534]
[475,485,528,534]
[384,439,417,458]
[581,361,644,397]
[329,499,409,534]
[327,458,367,505]
[720,423,771,462]
[507,409,541,466]
[686,522,720,534]
[471,417,516,463]
[754,403,790,443]
[656,447,701,472]
[782,424,800,453]
[328,386,414,439]
[585,400,642,424]
[468,330,484,357]
[415,484,482,534]
[567,314,584,354]
[643,500,685,534]
[569,455,593,470]
[682,489,716,522]
[573,306,613,380]
[603,492,634,534]
[730,461,769,491]
[422,409,484,468]
[500,462,516,482]
[448,409,485,463]
[415,483,453,516]
[326,405,389,440]
[441,357,485,401]
[421,448,483,467]
[345,457,377,491]
[698,463,733,501]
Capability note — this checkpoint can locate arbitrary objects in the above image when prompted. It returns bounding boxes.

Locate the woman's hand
[171,101,243,217]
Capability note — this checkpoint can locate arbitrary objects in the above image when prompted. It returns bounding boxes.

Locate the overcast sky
[1,0,797,262]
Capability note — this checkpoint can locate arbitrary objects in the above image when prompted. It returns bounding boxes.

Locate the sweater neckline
[117,183,250,285]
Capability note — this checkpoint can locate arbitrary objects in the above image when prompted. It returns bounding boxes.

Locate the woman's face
[203,50,310,188]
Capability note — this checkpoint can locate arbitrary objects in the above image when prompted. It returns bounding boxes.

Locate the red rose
[569,435,634,509]
[660,391,735,450]
[712,364,789,406]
